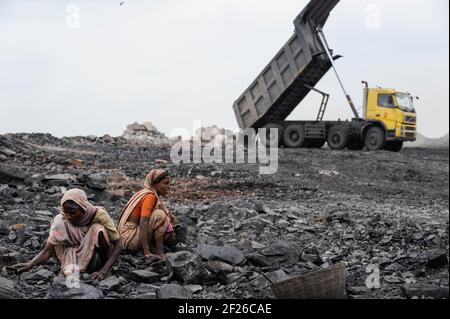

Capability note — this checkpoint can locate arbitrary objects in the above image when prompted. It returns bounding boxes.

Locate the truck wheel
[327,126,349,150]
[365,126,385,151]
[306,140,326,149]
[260,124,284,148]
[283,125,305,148]
[385,141,403,152]
[347,140,364,151]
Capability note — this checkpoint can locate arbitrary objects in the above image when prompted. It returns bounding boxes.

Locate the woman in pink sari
[12,189,122,281]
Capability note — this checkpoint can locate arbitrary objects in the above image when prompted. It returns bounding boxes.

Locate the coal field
[0,133,448,299]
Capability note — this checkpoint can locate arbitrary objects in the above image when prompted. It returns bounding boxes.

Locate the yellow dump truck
[232,0,417,152]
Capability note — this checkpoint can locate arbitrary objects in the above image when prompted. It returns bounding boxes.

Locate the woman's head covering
[60,188,98,226]
[144,169,169,190]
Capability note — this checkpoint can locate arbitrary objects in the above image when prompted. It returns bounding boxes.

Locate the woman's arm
[140,216,152,256]
[139,194,158,257]
[92,239,122,281]
[11,242,55,272]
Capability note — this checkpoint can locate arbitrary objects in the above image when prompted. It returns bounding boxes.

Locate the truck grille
[404,115,416,124]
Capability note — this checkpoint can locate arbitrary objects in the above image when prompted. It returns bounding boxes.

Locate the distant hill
[405,133,449,149]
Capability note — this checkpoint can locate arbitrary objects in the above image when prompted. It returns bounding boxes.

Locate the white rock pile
[122,122,172,146]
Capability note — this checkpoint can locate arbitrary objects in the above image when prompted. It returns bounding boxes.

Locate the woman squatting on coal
[118,169,186,261]
[12,188,122,281]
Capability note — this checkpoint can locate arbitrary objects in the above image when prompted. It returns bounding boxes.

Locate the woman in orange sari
[118,169,184,261]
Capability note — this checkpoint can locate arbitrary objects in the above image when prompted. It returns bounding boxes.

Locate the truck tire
[365,126,385,151]
[283,125,305,148]
[260,124,284,148]
[347,140,364,151]
[385,141,403,152]
[327,126,349,150]
[306,140,326,149]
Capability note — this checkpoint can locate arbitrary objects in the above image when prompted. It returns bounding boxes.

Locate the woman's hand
[10,242,55,274]
[91,270,106,282]
[91,240,122,282]
[10,262,34,273]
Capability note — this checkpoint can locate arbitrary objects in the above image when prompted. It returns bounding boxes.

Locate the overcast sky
[0,0,448,138]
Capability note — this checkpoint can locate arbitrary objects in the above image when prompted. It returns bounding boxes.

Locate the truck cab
[362,87,417,150]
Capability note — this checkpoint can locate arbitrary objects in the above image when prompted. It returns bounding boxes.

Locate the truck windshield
[396,93,415,113]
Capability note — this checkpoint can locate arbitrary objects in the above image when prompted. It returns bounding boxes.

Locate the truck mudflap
[387,130,396,139]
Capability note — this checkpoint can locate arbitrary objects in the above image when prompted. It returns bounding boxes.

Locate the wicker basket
[271,263,347,299]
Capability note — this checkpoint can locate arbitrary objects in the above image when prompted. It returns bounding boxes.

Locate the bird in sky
[120,1,125,6]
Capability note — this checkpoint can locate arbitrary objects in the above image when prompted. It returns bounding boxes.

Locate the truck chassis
[262,119,415,152]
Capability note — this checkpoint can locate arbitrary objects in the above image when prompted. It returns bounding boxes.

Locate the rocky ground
[0,132,448,299]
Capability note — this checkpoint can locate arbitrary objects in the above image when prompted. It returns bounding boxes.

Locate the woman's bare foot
[145,252,161,262]
[157,253,167,261]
